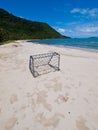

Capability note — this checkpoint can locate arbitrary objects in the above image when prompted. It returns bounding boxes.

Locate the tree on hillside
[0,28,9,42]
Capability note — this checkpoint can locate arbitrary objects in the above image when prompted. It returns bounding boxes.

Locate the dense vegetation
[0,8,69,43]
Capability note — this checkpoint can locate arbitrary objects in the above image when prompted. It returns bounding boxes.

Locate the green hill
[0,8,69,42]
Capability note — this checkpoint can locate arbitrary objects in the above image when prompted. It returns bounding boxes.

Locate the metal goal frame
[29,52,60,77]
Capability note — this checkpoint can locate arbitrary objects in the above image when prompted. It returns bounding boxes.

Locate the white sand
[0,40,98,130]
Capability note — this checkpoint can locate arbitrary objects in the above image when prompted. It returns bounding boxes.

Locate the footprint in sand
[5,117,17,130]
[76,116,90,130]
[45,80,62,92]
[23,127,29,130]
[10,94,18,104]
[36,90,52,111]
[36,113,64,128]
[55,95,69,104]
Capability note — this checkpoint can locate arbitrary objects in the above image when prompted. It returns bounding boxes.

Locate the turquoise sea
[29,37,98,50]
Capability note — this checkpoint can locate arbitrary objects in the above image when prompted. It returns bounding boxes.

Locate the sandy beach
[0,40,98,130]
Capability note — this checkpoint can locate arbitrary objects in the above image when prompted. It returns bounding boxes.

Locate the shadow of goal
[29,52,60,77]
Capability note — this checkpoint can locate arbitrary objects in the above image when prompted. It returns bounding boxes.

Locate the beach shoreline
[26,40,98,53]
[0,41,98,130]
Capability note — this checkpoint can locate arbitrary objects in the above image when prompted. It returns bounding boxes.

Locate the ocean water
[28,37,98,50]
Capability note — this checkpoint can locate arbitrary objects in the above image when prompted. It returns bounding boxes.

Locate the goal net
[29,52,60,77]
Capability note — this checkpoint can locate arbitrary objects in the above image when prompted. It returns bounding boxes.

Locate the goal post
[29,52,60,77]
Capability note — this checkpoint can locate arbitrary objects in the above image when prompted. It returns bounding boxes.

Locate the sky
[0,0,98,38]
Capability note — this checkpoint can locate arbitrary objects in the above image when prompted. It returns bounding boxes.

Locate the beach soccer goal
[29,52,60,77]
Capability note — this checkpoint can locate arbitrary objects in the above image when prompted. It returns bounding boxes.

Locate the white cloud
[57,28,66,33]
[89,8,98,17]
[56,27,73,34]
[70,8,81,13]
[76,26,98,33]
[70,8,89,14]
[54,22,98,38]
[70,8,98,17]
[73,23,98,37]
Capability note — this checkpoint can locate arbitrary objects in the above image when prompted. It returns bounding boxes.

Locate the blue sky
[0,0,98,38]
